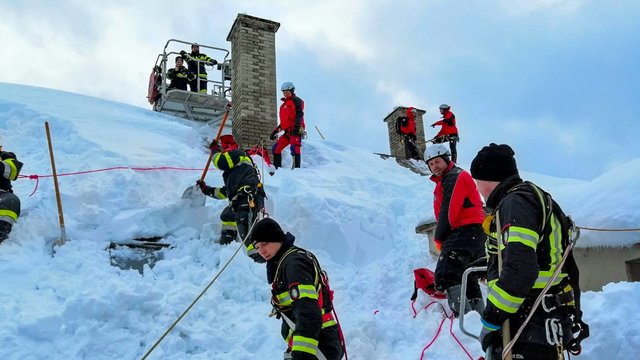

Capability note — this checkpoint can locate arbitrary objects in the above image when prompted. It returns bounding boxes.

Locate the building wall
[383,106,427,158]
[226,14,280,149]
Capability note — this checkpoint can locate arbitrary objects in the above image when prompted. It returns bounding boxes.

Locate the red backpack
[411,268,446,301]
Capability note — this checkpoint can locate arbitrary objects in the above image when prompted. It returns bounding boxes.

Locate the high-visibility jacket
[482,175,573,346]
[167,66,195,90]
[185,52,215,78]
[0,151,22,193]
[268,237,342,360]
[206,149,261,201]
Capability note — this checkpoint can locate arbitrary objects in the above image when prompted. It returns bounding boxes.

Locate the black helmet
[439,104,450,111]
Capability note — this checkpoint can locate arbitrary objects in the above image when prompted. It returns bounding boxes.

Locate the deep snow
[0,82,639,359]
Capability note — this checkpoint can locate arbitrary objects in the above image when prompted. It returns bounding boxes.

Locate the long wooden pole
[199,107,231,182]
[45,122,67,247]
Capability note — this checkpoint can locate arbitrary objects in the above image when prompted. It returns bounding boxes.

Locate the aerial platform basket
[148,39,232,123]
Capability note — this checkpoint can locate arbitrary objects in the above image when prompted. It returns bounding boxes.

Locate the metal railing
[151,39,232,118]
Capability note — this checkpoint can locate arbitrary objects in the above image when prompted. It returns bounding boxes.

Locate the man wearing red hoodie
[425,143,486,317]
[396,107,421,160]
[431,104,460,163]
[271,81,305,169]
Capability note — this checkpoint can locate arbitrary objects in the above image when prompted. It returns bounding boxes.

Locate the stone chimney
[226,14,280,149]
[383,106,427,158]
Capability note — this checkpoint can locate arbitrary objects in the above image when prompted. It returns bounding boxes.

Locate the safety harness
[484,181,589,357]
[270,247,347,359]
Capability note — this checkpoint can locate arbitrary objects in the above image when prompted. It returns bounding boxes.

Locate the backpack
[411,268,446,301]
[395,116,408,135]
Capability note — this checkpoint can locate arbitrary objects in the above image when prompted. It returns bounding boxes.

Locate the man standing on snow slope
[0,145,22,243]
[430,104,459,163]
[396,107,421,160]
[250,218,343,360]
[426,143,486,317]
[471,143,578,360]
[271,82,305,169]
[196,139,266,263]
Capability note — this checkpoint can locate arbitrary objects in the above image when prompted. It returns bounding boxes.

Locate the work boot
[469,297,485,314]
[0,221,12,243]
[273,153,282,169]
[218,229,237,245]
[445,285,472,318]
[293,154,301,168]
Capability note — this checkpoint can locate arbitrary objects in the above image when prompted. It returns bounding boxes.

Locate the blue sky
[1,0,638,180]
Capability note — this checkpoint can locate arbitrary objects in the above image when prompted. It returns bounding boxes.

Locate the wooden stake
[45,122,67,247]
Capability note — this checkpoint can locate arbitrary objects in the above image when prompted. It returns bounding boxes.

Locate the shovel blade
[181,185,206,207]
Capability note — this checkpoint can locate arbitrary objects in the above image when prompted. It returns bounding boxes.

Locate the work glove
[211,59,218,66]
[209,140,220,152]
[270,128,279,140]
[196,180,207,192]
[154,65,162,73]
[180,50,187,57]
[479,319,501,352]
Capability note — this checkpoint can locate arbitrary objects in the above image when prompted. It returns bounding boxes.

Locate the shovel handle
[199,107,231,182]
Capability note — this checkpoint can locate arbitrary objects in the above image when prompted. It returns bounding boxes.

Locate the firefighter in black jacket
[471,144,576,360]
[0,149,23,243]
[180,43,217,93]
[197,140,265,263]
[250,218,343,360]
[166,56,195,91]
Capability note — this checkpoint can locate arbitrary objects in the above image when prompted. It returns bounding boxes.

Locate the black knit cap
[470,143,519,182]
[250,218,286,244]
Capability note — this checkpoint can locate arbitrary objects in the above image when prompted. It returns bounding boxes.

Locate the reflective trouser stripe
[291,335,319,355]
[487,280,525,314]
[221,220,237,230]
[0,210,17,223]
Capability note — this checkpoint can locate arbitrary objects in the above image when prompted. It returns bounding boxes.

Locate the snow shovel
[181,107,231,206]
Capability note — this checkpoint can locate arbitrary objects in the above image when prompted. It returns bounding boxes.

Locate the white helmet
[424,144,451,162]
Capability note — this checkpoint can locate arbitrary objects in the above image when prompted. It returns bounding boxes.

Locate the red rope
[17,165,211,197]
[413,300,476,360]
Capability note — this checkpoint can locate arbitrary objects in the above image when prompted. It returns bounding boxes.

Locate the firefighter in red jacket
[251,218,343,360]
[396,107,421,160]
[271,82,305,169]
[425,144,486,317]
[430,104,460,163]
